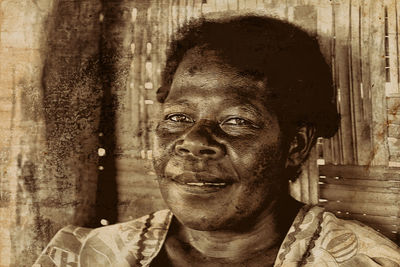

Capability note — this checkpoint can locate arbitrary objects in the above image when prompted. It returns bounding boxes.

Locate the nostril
[178,148,190,154]
[199,149,216,155]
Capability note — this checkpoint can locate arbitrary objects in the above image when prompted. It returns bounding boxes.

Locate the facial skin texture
[153,47,294,232]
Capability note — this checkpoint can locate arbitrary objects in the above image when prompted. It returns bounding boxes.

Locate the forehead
[166,48,270,104]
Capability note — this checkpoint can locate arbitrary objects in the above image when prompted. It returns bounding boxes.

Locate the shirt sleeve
[33,225,92,267]
[309,211,400,266]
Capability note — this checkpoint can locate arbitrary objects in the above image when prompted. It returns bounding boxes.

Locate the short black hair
[158,15,339,139]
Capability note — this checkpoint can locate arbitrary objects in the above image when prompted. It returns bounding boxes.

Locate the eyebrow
[163,99,193,109]
[223,101,264,118]
[164,97,264,118]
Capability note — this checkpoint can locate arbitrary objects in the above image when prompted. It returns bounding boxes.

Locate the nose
[174,122,225,160]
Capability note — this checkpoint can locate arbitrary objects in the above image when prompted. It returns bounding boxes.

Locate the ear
[285,124,317,168]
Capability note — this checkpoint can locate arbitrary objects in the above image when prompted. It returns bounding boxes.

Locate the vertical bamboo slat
[263,0,288,20]
[350,2,370,165]
[245,0,258,10]
[386,0,399,95]
[139,9,148,157]
[317,3,334,164]
[396,0,400,90]
[369,0,389,166]
[317,3,333,65]
[256,0,265,10]
[145,4,157,155]
[308,147,319,204]
[126,6,139,156]
[331,2,343,165]
[216,0,229,11]
[238,0,246,10]
[227,0,238,11]
[360,0,372,124]
[334,2,355,165]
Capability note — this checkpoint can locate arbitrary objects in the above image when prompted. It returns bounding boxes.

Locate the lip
[172,171,234,184]
[170,171,234,194]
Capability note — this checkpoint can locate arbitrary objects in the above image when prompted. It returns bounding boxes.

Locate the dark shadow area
[41,0,105,229]
[90,0,136,227]
[91,8,119,227]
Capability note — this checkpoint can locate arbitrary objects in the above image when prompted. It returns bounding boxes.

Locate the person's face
[153,48,289,231]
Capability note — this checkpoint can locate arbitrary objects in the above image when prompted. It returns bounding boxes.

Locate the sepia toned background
[0,0,400,266]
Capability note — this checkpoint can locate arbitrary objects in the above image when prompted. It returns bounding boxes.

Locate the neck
[177,196,300,262]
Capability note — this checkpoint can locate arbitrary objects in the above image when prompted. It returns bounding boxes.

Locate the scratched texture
[0,0,103,266]
[1,0,400,266]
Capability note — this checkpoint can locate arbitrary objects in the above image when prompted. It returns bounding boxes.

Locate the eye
[222,117,251,126]
[166,114,194,123]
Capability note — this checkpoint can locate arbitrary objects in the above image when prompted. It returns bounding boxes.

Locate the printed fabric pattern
[34,210,172,267]
[34,206,400,267]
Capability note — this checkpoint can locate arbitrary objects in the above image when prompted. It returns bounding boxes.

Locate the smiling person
[35,15,400,267]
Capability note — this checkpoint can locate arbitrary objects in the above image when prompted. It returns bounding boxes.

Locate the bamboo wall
[1,0,400,265]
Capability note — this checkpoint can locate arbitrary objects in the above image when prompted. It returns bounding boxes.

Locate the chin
[172,208,236,231]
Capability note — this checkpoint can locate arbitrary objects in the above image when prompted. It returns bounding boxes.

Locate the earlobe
[285,125,317,168]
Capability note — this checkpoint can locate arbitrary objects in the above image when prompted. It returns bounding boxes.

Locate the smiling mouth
[170,172,233,191]
[172,178,230,188]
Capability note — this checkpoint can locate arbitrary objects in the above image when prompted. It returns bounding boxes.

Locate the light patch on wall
[100,219,109,226]
[132,8,138,22]
[146,62,152,75]
[145,82,153,89]
[147,150,153,159]
[389,161,400,167]
[146,42,152,54]
[98,148,106,157]
[131,43,135,54]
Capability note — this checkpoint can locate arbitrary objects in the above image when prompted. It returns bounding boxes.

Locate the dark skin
[152,48,316,266]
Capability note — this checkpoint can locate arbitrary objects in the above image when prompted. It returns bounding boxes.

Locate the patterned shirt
[34,206,400,266]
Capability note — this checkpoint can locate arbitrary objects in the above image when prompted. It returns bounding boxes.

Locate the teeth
[186,182,226,186]
[186,182,205,186]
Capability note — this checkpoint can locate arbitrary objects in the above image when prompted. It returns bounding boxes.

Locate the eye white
[167,114,193,122]
[223,118,247,125]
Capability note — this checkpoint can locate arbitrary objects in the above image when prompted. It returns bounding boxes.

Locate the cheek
[231,145,285,215]
[248,147,282,187]
[153,124,183,175]
[229,133,284,168]
[229,139,287,207]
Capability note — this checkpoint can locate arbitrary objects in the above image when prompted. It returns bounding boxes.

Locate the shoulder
[34,209,173,267]
[308,207,400,266]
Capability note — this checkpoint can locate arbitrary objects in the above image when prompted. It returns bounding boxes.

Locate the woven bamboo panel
[319,164,400,243]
